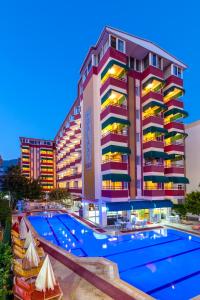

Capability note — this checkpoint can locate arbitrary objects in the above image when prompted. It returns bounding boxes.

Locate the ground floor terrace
[77,199,174,228]
[21,209,200,300]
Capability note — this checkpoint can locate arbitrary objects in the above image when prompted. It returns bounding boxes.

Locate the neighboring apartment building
[55,27,189,226]
[19,137,56,192]
[185,120,200,193]
[55,100,82,195]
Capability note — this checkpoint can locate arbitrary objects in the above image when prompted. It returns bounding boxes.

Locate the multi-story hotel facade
[20,137,56,192]
[55,27,189,226]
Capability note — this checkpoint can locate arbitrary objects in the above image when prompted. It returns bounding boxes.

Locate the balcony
[101,132,128,146]
[143,164,164,173]
[143,189,165,197]
[165,75,183,87]
[165,189,185,197]
[166,99,184,109]
[143,115,163,127]
[101,104,128,120]
[143,140,164,150]
[165,166,184,175]
[142,73,164,96]
[164,143,184,153]
[164,108,188,121]
[101,161,128,171]
[101,88,127,109]
[100,77,127,95]
[165,121,184,132]
[68,188,82,194]
[142,66,163,81]
[163,85,185,102]
[102,189,129,198]
[142,91,163,104]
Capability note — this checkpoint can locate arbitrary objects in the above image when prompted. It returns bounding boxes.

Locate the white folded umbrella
[19,218,28,239]
[35,255,56,292]
[23,241,40,269]
[24,230,35,249]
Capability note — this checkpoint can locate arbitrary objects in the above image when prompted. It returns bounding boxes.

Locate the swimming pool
[28,212,200,300]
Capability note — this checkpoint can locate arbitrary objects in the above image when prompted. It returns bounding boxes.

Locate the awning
[165,131,188,139]
[101,89,127,105]
[144,151,169,159]
[102,145,131,155]
[102,173,131,182]
[106,199,173,212]
[164,108,188,118]
[143,101,167,112]
[102,117,130,130]
[167,176,189,184]
[144,175,169,183]
[101,60,128,79]
[143,126,167,135]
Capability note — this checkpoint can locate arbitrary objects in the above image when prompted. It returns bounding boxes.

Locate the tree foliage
[185,191,200,215]
[28,179,43,200]
[48,188,70,203]
[173,204,187,218]
[2,165,43,208]
[0,242,12,297]
[0,199,11,227]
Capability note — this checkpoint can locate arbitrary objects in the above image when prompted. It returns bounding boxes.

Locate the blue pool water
[28,212,200,300]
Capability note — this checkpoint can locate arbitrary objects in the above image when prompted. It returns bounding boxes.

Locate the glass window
[118,39,125,52]
[136,109,140,119]
[143,55,149,70]
[178,68,182,78]
[152,54,157,67]
[158,57,162,69]
[129,57,135,69]
[136,155,141,165]
[88,59,92,73]
[135,59,141,71]
[136,133,140,142]
[173,65,178,76]
[111,35,116,49]
[135,86,140,96]
[137,180,141,189]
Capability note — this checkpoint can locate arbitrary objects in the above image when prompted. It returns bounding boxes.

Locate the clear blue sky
[0,0,199,159]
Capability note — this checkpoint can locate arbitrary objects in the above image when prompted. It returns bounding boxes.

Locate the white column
[99,202,107,227]
[82,202,89,218]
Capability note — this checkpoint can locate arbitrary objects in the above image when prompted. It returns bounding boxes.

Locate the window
[143,55,149,70]
[87,59,92,73]
[137,180,141,189]
[104,40,109,54]
[152,54,157,67]
[178,184,183,190]
[136,155,141,165]
[135,59,141,72]
[136,109,140,119]
[129,57,135,69]
[173,65,182,78]
[117,39,125,53]
[110,35,116,49]
[135,86,140,96]
[136,133,140,142]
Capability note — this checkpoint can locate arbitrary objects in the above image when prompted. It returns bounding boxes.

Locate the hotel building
[185,120,200,193]
[20,137,56,192]
[55,27,189,226]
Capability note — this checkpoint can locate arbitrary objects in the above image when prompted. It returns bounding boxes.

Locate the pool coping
[24,213,155,300]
